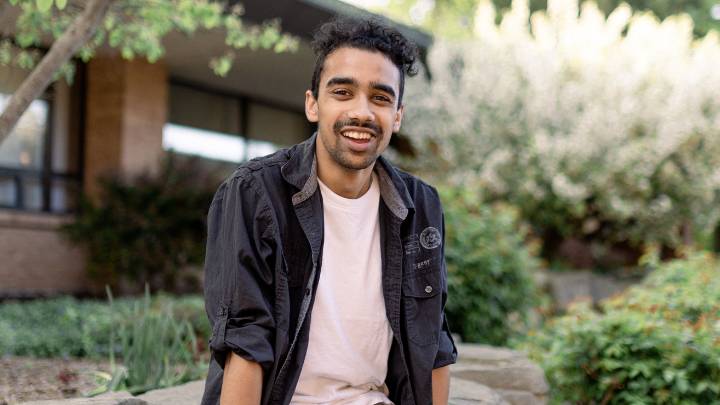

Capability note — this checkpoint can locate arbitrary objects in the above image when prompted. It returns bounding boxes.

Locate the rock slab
[16,344,548,405]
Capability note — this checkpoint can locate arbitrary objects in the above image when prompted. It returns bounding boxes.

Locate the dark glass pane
[0,175,17,208]
[0,95,48,170]
[168,84,241,135]
[50,178,80,213]
[21,177,42,211]
[246,102,308,147]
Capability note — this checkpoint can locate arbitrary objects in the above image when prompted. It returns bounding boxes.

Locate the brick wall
[0,211,86,297]
[84,57,167,200]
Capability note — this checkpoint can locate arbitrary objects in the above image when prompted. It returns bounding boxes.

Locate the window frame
[0,64,84,214]
[167,78,313,162]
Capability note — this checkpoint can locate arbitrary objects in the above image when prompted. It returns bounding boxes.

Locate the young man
[201,18,457,405]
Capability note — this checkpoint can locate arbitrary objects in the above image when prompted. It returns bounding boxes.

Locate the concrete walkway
[19,344,548,405]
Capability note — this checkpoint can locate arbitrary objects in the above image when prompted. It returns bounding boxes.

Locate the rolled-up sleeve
[204,175,276,372]
[434,209,458,369]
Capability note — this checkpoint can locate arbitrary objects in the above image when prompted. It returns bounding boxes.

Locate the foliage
[403,0,720,260]
[0,296,127,358]
[374,0,719,38]
[61,153,218,293]
[441,186,540,345]
[0,293,208,360]
[521,253,720,404]
[0,0,298,83]
[90,288,206,396]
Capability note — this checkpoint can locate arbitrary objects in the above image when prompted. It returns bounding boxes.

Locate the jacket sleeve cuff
[210,321,274,369]
[434,325,458,368]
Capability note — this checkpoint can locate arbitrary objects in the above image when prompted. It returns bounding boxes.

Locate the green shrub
[0,294,208,359]
[523,253,720,404]
[441,186,540,345]
[62,153,218,293]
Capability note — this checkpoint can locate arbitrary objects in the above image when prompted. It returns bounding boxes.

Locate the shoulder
[395,167,442,208]
[211,147,292,205]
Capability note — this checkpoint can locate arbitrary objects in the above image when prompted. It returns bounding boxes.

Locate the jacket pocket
[403,270,442,346]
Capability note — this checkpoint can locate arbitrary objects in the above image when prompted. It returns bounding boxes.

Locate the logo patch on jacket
[420,227,441,250]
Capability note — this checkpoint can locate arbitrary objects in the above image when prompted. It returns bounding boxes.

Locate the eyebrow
[326,76,357,88]
[325,77,397,100]
[370,81,396,99]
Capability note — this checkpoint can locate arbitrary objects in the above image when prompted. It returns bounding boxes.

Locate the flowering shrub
[521,253,720,403]
[404,0,720,257]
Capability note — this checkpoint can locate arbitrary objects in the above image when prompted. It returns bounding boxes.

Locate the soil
[0,356,114,405]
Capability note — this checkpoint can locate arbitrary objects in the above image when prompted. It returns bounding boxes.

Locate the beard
[322,118,384,170]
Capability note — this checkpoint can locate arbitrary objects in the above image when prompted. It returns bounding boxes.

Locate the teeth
[342,131,372,140]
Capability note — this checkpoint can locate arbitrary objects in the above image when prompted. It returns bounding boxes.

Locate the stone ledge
[17,391,143,405]
[453,344,549,405]
[16,344,549,405]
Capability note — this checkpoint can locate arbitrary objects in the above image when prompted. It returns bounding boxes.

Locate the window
[163,82,310,163]
[0,64,82,213]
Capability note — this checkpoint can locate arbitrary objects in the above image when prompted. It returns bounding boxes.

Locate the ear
[392,104,404,133]
[305,90,319,123]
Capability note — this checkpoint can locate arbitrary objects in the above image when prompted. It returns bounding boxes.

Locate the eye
[373,95,392,104]
[332,89,351,97]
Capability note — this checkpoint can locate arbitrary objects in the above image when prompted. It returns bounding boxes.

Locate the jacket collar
[280,132,414,220]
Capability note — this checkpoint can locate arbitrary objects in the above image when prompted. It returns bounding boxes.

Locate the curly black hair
[310,17,419,107]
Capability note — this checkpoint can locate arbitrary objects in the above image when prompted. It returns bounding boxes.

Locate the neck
[316,141,375,199]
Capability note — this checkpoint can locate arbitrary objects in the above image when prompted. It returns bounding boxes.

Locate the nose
[347,97,375,123]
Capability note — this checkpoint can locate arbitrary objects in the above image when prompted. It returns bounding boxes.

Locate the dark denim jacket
[201,134,457,405]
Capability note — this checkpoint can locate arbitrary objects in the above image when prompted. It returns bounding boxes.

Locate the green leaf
[36,0,53,12]
[209,54,233,77]
[0,41,11,65]
[55,0,67,10]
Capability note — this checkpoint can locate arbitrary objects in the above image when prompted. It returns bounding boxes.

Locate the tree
[0,0,298,144]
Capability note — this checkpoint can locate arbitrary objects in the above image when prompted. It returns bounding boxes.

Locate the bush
[404,0,720,261]
[62,153,218,293]
[441,186,540,345]
[0,294,208,359]
[523,253,720,404]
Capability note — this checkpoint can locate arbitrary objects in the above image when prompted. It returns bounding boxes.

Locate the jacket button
[425,285,433,294]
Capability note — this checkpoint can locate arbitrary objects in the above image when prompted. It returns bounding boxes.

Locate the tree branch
[0,0,114,144]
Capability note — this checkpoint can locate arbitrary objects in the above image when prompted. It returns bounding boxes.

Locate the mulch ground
[0,356,113,405]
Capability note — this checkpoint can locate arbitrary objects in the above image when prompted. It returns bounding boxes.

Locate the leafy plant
[441,186,540,345]
[62,153,218,293]
[91,287,206,396]
[0,293,208,360]
[522,253,720,404]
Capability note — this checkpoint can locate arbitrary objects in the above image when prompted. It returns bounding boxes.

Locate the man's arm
[432,365,450,405]
[204,176,276,403]
[220,353,263,405]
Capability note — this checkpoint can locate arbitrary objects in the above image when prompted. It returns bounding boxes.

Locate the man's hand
[432,365,450,405]
[220,352,263,405]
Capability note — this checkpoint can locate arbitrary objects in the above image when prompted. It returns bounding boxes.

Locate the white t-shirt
[291,173,394,405]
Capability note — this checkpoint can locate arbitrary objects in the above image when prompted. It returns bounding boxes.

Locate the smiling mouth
[341,130,374,141]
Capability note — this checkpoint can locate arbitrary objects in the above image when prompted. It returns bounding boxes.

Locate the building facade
[0,0,430,297]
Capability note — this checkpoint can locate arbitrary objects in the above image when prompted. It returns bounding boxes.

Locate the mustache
[333,119,381,136]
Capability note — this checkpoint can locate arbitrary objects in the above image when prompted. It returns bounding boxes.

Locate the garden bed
[0,356,113,405]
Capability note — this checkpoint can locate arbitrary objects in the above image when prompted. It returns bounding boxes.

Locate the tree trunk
[0,0,114,144]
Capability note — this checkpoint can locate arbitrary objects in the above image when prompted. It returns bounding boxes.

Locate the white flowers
[404,0,720,247]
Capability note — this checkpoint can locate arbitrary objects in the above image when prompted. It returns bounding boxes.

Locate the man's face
[305,47,404,171]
